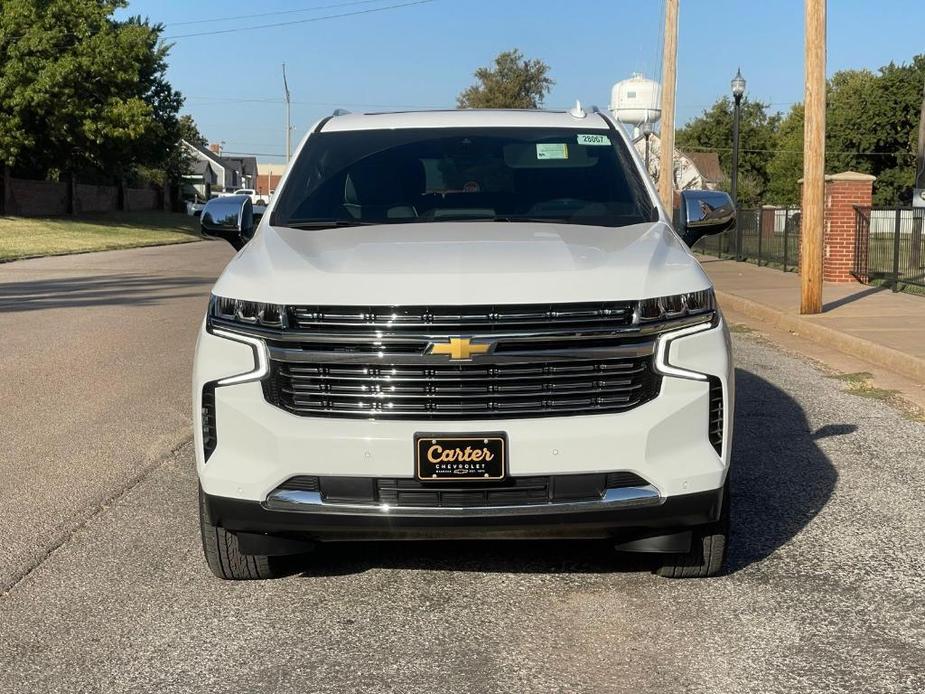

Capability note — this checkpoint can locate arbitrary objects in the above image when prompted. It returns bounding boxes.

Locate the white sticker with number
[577,133,611,146]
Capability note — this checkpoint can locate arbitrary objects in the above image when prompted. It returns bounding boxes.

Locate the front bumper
[203,484,724,543]
[193,316,734,545]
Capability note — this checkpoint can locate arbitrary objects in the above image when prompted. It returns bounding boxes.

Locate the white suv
[195,108,735,580]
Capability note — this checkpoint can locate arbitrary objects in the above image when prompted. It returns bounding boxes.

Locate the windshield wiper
[490,216,572,224]
[283,216,578,228]
[412,215,570,224]
[281,219,381,229]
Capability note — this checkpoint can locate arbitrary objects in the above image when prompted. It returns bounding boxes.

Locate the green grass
[829,371,898,401]
[728,323,755,334]
[0,211,202,262]
[826,371,925,421]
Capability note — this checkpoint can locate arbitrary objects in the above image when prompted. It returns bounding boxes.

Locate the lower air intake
[708,377,723,455]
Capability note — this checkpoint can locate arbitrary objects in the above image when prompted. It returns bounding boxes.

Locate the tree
[0,0,184,182]
[179,114,208,149]
[765,57,925,205]
[765,104,804,204]
[458,49,553,109]
[675,97,781,206]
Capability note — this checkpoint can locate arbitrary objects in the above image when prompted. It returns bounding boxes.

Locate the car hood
[211,220,711,305]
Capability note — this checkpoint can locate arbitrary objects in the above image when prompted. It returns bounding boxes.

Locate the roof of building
[225,155,258,178]
[321,108,619,132]
[183,140,227,170]
[187,159,211,177]
[183,141,261,183]
[685,151,725,184]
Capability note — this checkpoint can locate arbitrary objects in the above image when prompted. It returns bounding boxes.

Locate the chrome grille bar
[288,302,635,334]
[232,301,680,420]
[265,356,659,419]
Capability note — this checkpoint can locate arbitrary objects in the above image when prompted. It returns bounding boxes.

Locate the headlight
[635,289,715,324]
[210,295,286,328]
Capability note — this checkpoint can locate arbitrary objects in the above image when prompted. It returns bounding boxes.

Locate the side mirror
[200,195,255,250]
[677,190,736,248]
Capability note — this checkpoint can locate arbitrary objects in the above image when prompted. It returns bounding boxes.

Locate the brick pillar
[822,171,875,283]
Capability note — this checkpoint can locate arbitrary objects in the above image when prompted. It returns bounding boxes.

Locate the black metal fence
[853,207,925,293]
[694,207,802,272]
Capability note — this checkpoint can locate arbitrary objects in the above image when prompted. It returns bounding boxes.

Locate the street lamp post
[731,68,746,260]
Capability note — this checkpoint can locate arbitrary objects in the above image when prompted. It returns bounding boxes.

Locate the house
[181,141,259,200]
[632,133,726,192]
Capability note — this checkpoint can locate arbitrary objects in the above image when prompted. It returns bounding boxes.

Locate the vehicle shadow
[288,368,841,578]
[0,274,215,312]
[724,368,843,573]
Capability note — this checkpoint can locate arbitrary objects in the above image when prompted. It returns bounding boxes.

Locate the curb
[715,289,925,385]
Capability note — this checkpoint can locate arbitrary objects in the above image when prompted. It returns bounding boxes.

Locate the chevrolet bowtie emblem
[427,337,493,360]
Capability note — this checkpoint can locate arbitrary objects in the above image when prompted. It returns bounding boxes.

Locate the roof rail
[332,108,351,117]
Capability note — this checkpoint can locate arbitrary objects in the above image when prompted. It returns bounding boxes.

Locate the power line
[223,150,287,158]
[680,144,912,158]
[184,94,447,109]
[163,0,437,40]
[221,141,282,148]
[648,0,665,80]
[0,0,417,44]
[166,0,393,26]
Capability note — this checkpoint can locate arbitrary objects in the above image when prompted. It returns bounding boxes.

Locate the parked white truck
[195,107,736,580]
[217,188,267,205]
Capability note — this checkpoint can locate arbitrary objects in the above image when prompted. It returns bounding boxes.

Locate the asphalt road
[0,241,233,591]
[1,243,924,693]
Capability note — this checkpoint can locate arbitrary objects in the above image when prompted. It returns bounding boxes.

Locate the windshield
[271,126,656,229]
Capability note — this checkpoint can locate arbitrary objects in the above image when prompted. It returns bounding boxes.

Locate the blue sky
[119,0,924,162]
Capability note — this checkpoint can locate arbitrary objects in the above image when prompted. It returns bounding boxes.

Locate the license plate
[415,433,506,482]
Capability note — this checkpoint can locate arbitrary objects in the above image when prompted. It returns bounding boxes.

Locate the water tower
[610,73,661,137]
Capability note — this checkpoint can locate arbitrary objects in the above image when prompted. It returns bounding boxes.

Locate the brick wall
[256,173,282,196]
[2,177,163,216]
[126,188,159,211]
[7,178,69,216]
[75,183,118,213]
[822,172,875,283]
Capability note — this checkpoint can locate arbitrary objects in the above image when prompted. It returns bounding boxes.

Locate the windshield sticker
[536,143,569,160]
[577,133,611,146]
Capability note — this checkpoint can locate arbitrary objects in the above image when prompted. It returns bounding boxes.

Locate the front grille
[207,301,680,420]
[377,477,551,507]
[274,473,650,508]
[605,471,648,488]
[277,476,320,492]
[265,356,660,419]
[287,302,635,334]
[708,377,723,454]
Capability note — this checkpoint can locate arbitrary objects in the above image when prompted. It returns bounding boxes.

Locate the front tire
[656,484,729,578]
[199,486,279,580]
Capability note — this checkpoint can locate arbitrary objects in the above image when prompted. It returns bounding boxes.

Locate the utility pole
[282,63,292,164]
[800,0,826,315]
[657,0,679,211]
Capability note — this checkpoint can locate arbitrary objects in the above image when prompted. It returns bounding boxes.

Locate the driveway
[0,244,923,693]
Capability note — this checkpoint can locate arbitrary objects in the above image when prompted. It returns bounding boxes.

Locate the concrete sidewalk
[699,256,925,383]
